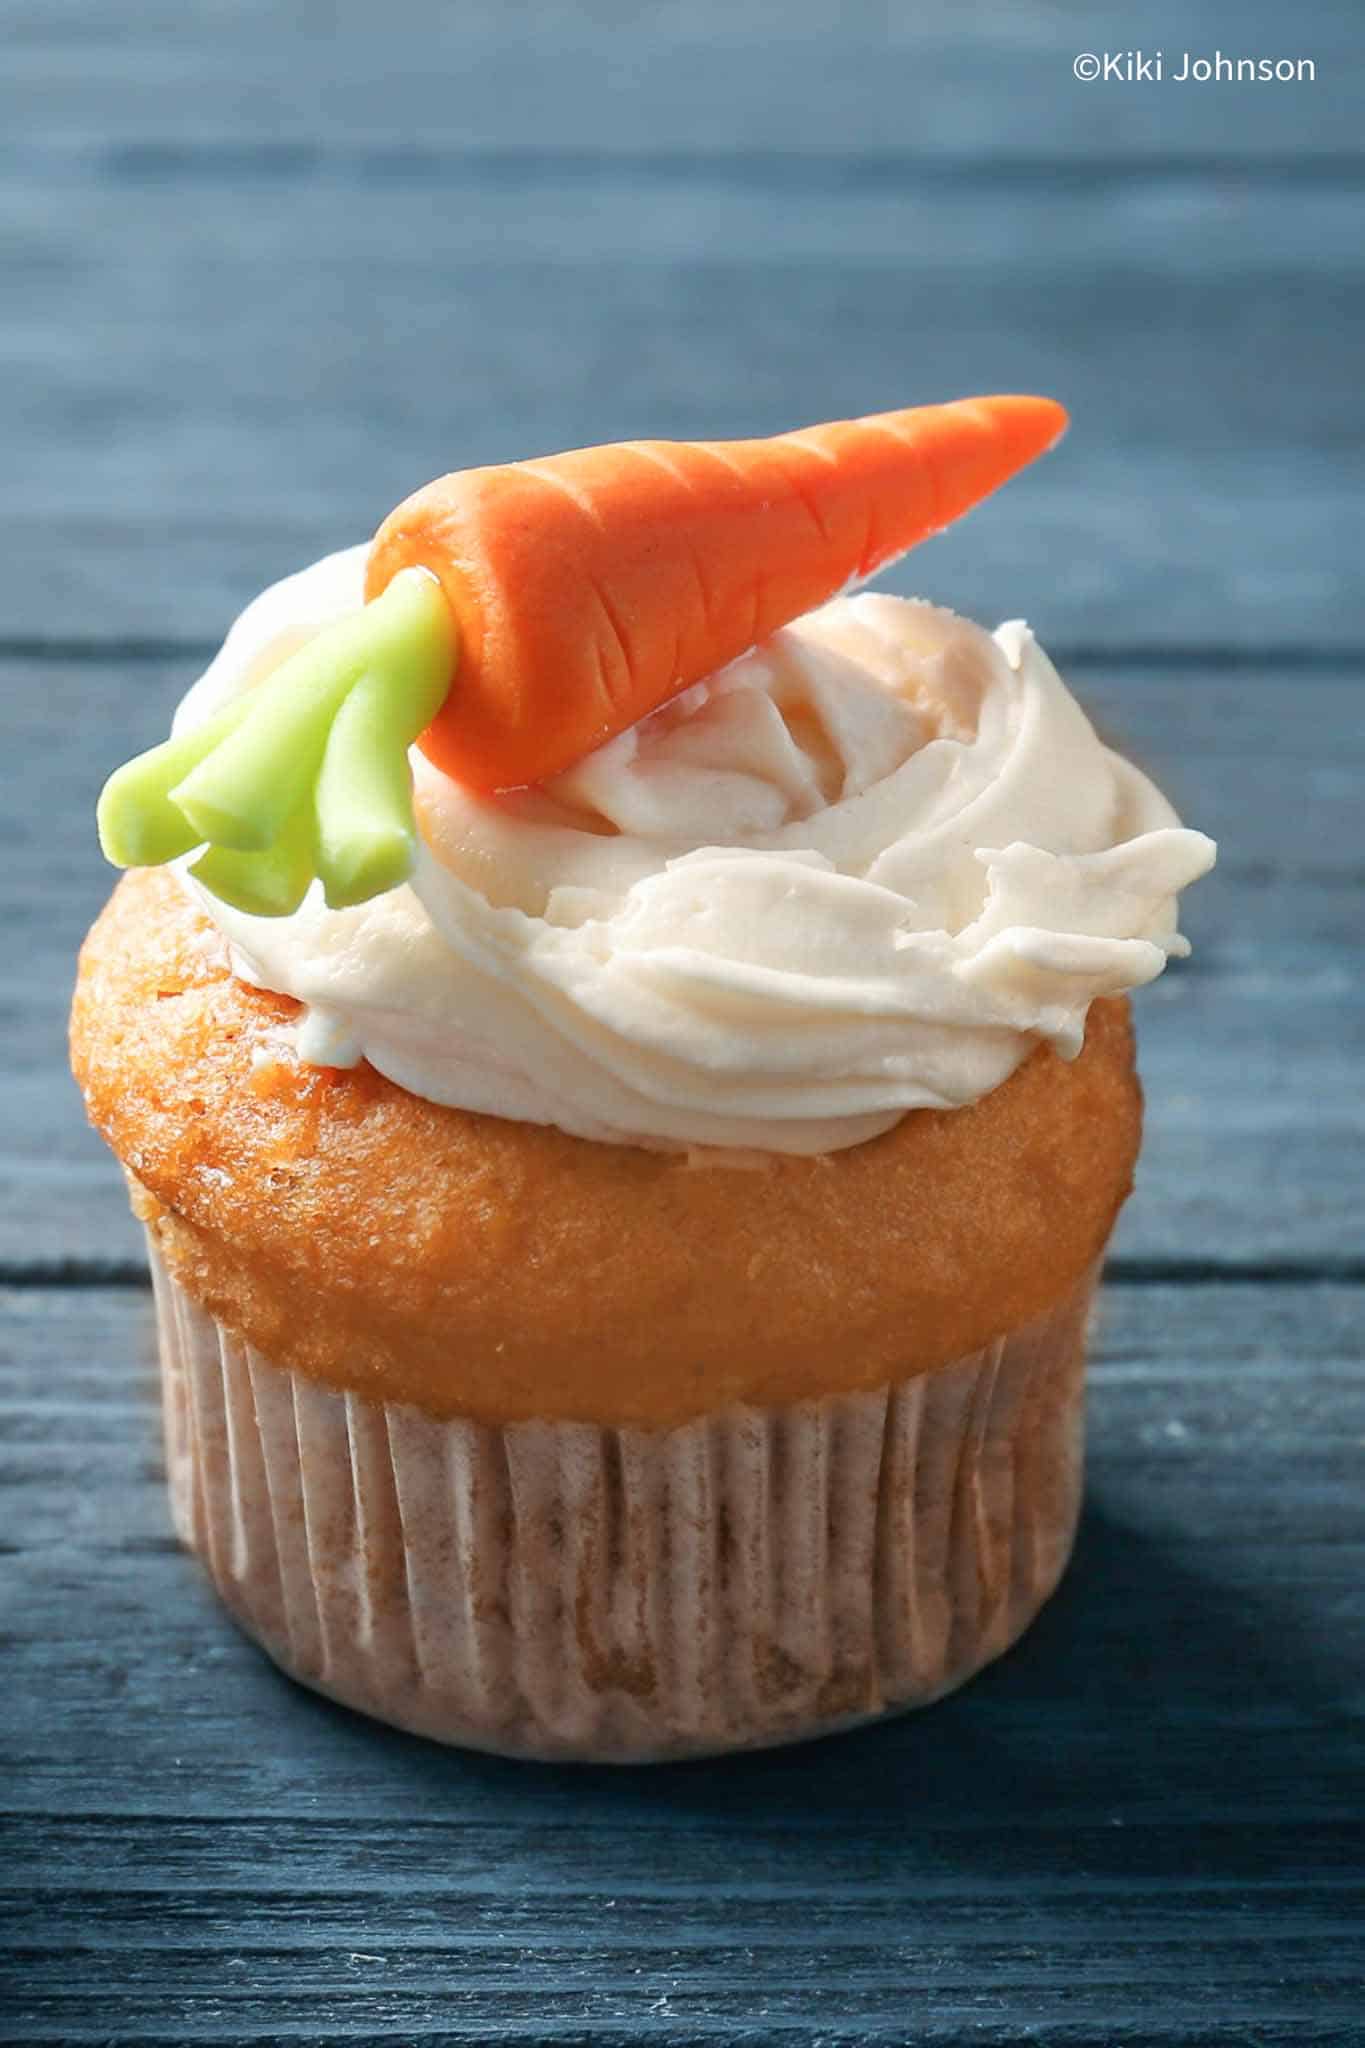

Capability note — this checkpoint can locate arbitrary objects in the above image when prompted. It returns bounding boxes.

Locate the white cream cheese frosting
[173,546,1215,1155]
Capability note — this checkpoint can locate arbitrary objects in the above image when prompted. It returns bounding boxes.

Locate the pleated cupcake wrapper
[148,1237,1094,1762]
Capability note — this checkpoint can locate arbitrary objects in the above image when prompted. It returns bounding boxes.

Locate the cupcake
[72,399,1214,1759]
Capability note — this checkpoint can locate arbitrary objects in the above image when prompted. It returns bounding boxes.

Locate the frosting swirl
[174,547,1215,1155]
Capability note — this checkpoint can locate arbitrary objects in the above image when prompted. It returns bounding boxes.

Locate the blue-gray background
[6,2,1357,650]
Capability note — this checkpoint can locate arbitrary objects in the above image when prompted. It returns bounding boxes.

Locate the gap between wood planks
[6,638,1362,670]
[13,142,1365,190]
[3,1258,1364,1291]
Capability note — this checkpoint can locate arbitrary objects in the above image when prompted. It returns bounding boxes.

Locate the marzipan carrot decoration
[98,395,1067,915]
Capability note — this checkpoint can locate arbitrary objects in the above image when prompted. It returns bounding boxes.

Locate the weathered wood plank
[2,0,1352,159]
[1,1281,1361,2043]
[1,1964,1360,2048]
[9,655,1362,1269]
[4,158,1361,644]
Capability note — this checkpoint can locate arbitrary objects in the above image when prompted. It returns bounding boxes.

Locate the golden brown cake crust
[71,869,1142,1426]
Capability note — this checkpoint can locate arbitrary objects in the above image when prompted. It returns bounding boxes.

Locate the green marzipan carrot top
[98,570,454,918]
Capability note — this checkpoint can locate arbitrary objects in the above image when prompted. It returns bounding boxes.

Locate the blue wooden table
[3,5,1362,2041]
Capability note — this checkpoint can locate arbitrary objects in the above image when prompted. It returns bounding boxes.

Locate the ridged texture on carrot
[365,394,1067,791]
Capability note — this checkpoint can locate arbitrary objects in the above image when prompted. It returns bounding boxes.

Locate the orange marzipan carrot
[365,394,1068,793]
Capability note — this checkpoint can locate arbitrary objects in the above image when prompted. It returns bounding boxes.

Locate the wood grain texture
[5,168,1361,647]
[2,1282,1362,2043]
[2,4,1361,647]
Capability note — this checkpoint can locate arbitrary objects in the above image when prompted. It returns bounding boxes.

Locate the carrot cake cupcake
[71,399,1214,1759]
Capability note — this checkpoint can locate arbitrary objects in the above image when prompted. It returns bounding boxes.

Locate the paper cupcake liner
[147,1238,1094,1761]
